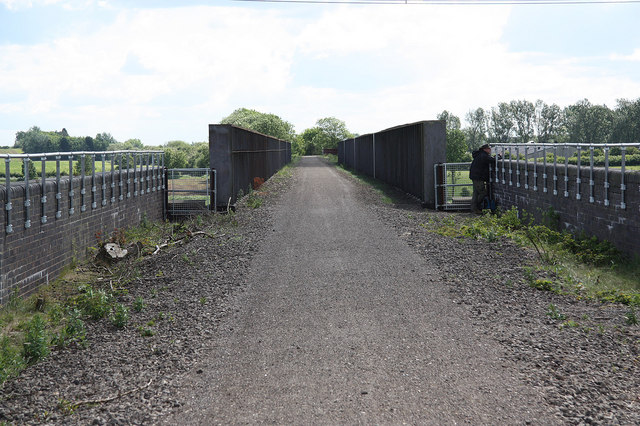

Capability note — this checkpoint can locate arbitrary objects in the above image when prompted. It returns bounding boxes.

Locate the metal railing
[434,162,473,210]
[1,150,165,234]
[167,168,216,216]
[491,143,640,209]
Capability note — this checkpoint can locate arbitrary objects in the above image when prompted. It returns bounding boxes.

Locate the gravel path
[1,156,638,424]
[166,156,556,424]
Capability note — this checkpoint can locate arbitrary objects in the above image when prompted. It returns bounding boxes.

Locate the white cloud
[1,2,639,145]
[610,48,640,62]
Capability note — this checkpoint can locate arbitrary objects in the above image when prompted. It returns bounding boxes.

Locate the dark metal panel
[337,121,446,205]
[209,124,291,208]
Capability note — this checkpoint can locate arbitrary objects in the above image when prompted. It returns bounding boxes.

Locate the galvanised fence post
[23,157,31,229]
[40,155,47,223]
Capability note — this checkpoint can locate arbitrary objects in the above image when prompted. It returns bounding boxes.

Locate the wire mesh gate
[166,168,216,217]
[434,162,472,211]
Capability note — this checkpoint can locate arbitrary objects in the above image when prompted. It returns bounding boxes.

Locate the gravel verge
[1,158,638,425]
[347,167,640,425]
[0,170,291,425]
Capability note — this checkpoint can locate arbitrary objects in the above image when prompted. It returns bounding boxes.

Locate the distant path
[167,156,556,424]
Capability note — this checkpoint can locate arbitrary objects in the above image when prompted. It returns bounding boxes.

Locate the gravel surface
[1,156,638,425]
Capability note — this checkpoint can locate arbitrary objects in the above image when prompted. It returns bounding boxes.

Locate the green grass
[336,164,394,204]
[422,207,640,306]
[0,212,235,386]
[0,158,113,180]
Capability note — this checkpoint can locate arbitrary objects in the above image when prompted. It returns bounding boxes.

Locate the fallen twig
[72,378,153,407]
[152,230,216,255]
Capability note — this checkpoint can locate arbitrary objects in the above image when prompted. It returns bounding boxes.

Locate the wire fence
[434,162,472,210]
[166,168,216,217]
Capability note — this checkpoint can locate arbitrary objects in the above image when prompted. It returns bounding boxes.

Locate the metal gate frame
[166,168,217,217]
[434,162,472,211]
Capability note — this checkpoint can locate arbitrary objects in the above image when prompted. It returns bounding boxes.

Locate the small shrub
[546,303,566,321]
[52,308,86,348]
[133,296,145,312]
[530,279,557,293]
[0,335,25,384]
[624,308,638,326]
[76,286,112,320]
[137,326,154,337]
[560,320,579,328]
[496,207,524,231]
[23,314,49,364]
[595,290,640,306]
[246,193,263,209]
[562,234,621,267]
[110,304,129,329]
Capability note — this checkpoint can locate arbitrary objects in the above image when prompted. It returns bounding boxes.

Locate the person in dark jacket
[469,144,495,214]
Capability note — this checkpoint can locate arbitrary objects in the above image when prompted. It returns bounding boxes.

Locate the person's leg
[477,180,488,207]
[471,180,485,212]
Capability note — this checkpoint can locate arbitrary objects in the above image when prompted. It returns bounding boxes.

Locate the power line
[232,0,640,5]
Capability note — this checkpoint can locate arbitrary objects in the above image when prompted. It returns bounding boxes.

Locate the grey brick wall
[0,170,164,304]
[492,161,640,258]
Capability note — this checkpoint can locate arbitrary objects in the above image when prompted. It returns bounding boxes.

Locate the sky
[1,0,639,146]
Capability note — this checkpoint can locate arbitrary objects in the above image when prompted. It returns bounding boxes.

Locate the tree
[609,98,640,144]
[220,108,296,142]
[163,148,187,169]
[15,126,51,153]
[488,103,514,144]
[446,129,469,162]
[297,128,320,155]
[437,110,461,131]
[298,118,354,155]
[314,117,353,150]
[94,133,117,151]
[59,136,71,152]
[564,99,613,144]
[193,142,210,168]
[84,136,94,151]
[509,100,536,143]
[535,100,565,144]
[438,111,468,162]
[464,108,488,151]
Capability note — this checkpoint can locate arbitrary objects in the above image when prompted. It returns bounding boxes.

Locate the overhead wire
[231,0,640,5]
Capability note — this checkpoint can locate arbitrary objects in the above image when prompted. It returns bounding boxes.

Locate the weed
[560,320,579,328]
[199,297,207,305]
[76,285,112,320]
[625,308,638,326]
[137,326,154,337]
[51,308,86,348]
[0,335,25,384]
[546,304,566,321]
[110,304,129,329]
[246,193,263,209]
[530,279,558,293]
[133,296,145,312]
[594,289,640,307]
[22,314,49,364]
[58,399,76,415]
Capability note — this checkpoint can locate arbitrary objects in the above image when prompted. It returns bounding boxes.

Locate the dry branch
[72,378,153,407]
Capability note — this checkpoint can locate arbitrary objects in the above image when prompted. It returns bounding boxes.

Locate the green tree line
[443,97,640,162]
[12,97,640,167]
